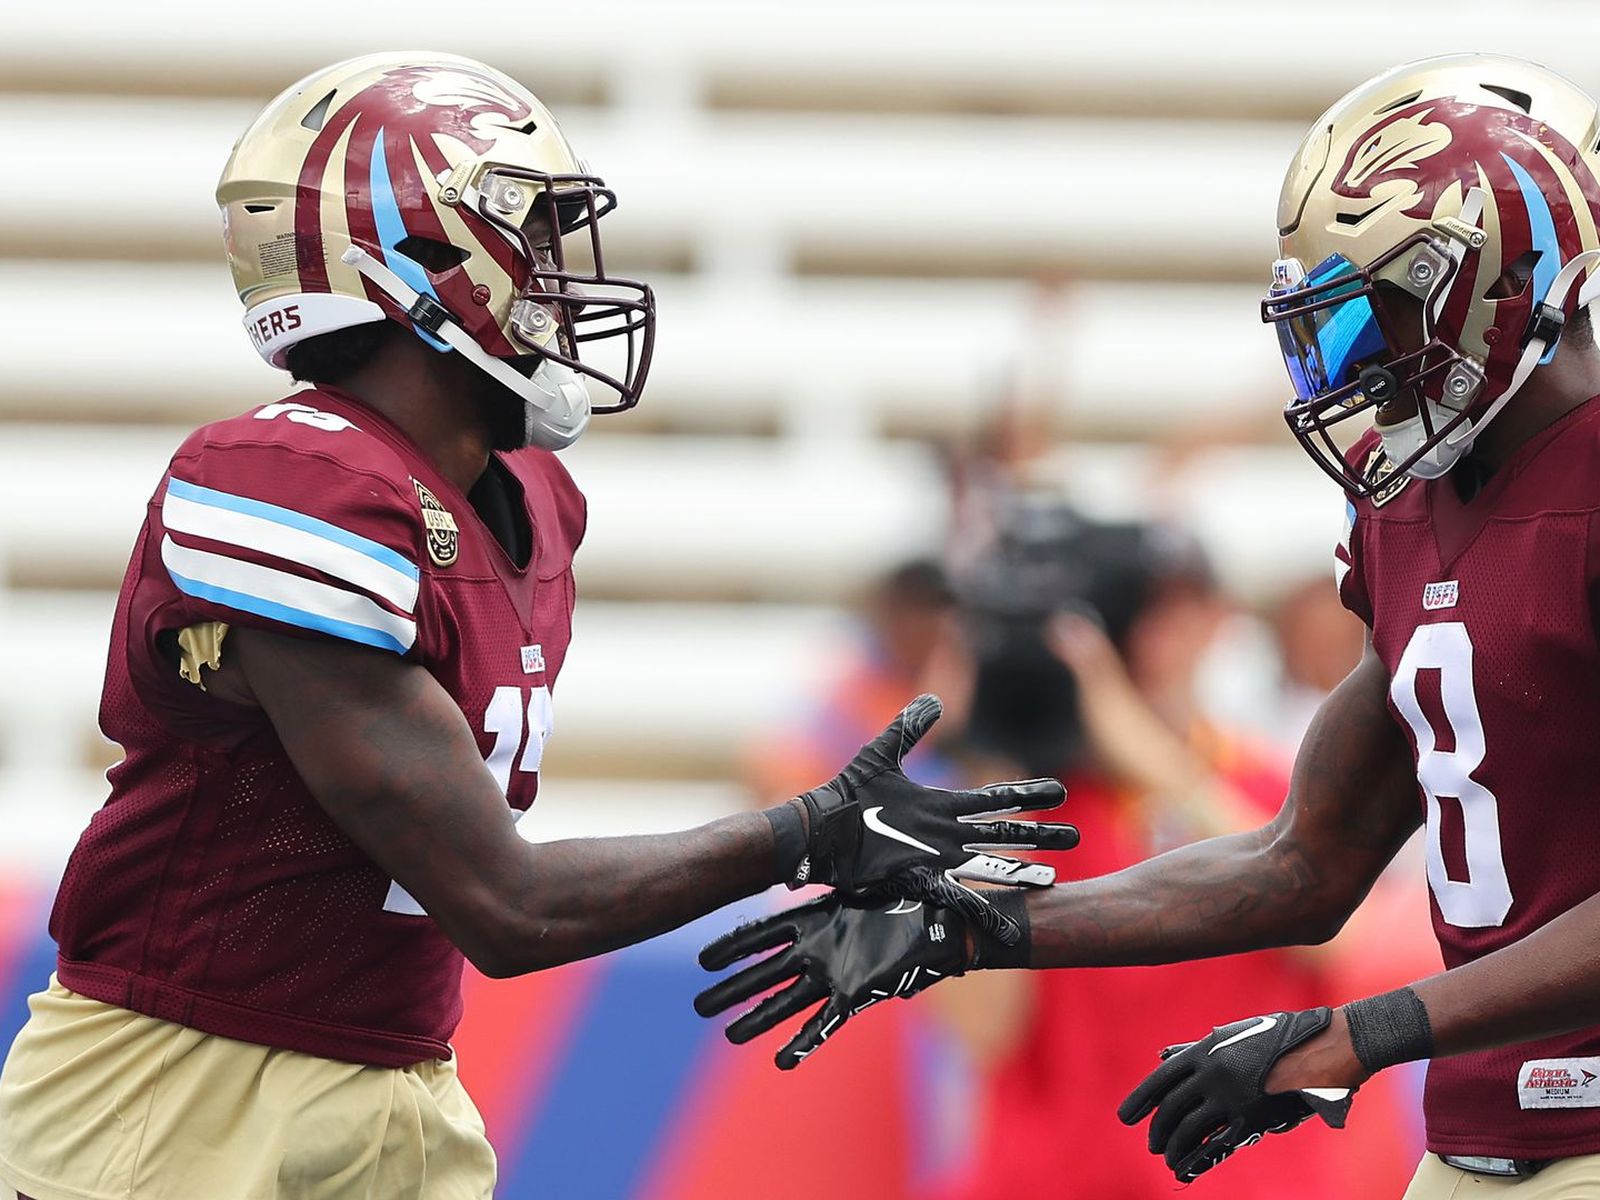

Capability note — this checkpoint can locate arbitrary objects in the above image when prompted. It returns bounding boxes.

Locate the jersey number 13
[1389,621,1512,928]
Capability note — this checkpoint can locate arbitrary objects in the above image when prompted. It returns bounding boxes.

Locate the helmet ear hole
[1487,250,1542,300]
[394,235,470,273]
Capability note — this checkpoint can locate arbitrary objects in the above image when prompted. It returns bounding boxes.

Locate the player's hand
[1117,1008,1355,1182]
[794,693,1076,944]
[695,891,970,1069]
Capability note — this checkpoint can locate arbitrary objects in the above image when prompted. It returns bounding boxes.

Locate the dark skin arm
[1034,626,1600,1095]
[1268,887,1600,1093]
[220,628,794,978]
[1021,636,1421,969]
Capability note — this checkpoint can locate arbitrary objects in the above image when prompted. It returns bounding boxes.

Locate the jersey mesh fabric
[50,389,585,1067]
[1337,403,1600,1157]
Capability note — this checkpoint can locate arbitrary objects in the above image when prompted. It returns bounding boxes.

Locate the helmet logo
[1335,99,1588,229]
[409,70,531,143]
[1341,106,1454,203]
[294,63,535,295]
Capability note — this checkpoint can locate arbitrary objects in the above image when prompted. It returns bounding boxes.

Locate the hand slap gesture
[793,693,1076,944]
[696,893,969,1069]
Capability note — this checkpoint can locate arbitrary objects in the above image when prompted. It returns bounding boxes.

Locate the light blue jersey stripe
[167,566,410,654]
[166,476,419,582]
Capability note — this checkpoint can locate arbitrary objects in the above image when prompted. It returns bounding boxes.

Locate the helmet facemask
[344,163,655,451]
[1264,231,1486,494]
[465,165,655,417]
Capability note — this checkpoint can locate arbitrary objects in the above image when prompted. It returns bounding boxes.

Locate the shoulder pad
[161,401,426,654]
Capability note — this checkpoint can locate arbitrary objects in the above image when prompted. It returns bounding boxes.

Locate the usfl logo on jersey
[1422,580,1459,611]
[411,479,459,567]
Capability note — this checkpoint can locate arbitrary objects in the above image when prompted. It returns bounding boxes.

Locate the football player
[697,54,1600,1197]
[0,53,1076,1200]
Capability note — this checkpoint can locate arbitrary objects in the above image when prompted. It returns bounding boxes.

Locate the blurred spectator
[1268,574,1368,749]
[926,505,1431,1199]
[744,558,967,802]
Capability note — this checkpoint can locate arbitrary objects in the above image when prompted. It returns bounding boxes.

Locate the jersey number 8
[1389,621,1513,928]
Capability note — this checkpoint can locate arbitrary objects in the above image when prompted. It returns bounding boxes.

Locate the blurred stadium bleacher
[6,0,1600,866]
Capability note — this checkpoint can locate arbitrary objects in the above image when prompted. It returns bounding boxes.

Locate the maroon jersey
[50,388,584,1067]
[1337,400,1600,1158]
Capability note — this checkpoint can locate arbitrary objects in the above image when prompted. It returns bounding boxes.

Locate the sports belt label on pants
[1517,1056,1600,1109]
[1441,1155,1552,1178]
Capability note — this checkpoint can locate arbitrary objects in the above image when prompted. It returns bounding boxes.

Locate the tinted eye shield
[1262,237,1470,493]
[1267,254,1393,403]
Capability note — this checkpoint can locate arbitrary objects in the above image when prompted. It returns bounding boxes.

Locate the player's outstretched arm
[697,638,1420,1065]
[1023,636,1421,968]
[223,629,1068,974]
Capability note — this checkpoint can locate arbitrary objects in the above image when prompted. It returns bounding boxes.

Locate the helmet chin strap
[340,245,591,451]
[1387,234,1600,479]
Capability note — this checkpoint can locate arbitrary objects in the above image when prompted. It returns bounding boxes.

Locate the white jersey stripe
[163,489,419,614]
[165,477,418,578]
[161,536,418,653]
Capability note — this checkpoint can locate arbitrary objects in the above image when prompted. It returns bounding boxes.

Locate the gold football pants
[1404,1152,1600,1198]
[0,976,496,1200]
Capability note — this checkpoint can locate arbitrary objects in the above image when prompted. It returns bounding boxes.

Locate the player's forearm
[1409,888,1600,1058]
[1265,891,1600,1095]
[1021,823,1332,968]
[484,811,788,974]
[1023,644,1418,970]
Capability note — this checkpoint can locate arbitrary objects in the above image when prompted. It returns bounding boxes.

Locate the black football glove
[1117,1007,1355,1183]
[794,693,1076,944]
[696,892,971,1069]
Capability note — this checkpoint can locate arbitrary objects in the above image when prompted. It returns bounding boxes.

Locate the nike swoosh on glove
[1117,1008,1355,1182]
[695,892,970,1069]
[794,693,1077,945]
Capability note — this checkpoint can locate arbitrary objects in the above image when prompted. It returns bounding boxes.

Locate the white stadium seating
[5,0,1568,863]
[0,262,1291,435]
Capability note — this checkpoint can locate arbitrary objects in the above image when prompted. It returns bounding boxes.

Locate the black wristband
[971,890,1032,970]
[1343,986,1435,1073]
[764,801,808,883]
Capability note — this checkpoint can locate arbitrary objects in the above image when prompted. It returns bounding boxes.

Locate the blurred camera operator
[928,499,1360,1200]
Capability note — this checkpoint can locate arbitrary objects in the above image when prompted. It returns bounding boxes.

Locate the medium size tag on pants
[1517,1057,1600,1109]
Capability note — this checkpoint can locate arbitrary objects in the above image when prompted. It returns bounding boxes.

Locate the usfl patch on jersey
[411,478,459,567]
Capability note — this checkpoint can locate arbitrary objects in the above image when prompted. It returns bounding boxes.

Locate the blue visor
[1269,255,1388,402]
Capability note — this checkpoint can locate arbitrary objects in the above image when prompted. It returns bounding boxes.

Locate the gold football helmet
[217,51,654,449]
[1264,54,1600,493]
